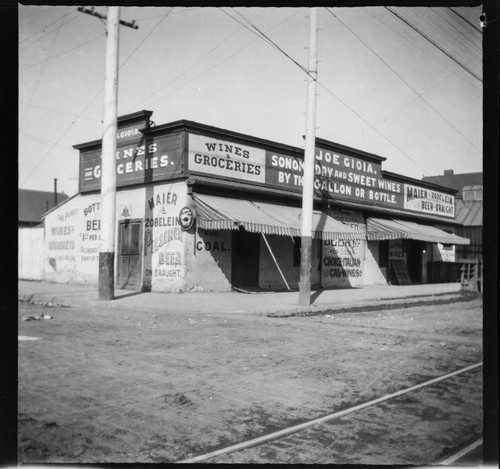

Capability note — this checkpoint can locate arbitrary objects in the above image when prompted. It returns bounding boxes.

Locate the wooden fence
[18,227,44,280]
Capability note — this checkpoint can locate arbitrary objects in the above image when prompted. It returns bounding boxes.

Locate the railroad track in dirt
[178,362,483,464]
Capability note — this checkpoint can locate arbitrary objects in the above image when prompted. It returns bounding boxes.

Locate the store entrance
[406,240,424,283]
[117,219,142,290]
[231,229,260,289]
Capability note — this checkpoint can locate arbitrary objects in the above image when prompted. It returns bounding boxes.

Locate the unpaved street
[18,295,482,464]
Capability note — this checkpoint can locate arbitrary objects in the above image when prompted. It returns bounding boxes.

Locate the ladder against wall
[460,260,482,293]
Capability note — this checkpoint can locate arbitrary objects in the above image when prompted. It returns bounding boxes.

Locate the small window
[293,237,301,267]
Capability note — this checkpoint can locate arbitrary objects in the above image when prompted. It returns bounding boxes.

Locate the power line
[18,101,102,122]
[19,33,105,72]
[145,8,301,107]
[431,7,481,53]
[21,7,71,127]
[385,6,481,83]
[220,8,431,175]
[119,9,171,69]
[19,10,80,51]
[448,7,482,33]
[221,8,310,76]
[21,9,167,186]
[142,11,257,103]
[19,10,72,43]
[325,8,481,155]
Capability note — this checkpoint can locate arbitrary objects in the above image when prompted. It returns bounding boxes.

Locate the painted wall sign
[188,134,266,184]
[266,148,403,207]
[79,133,184,192]
[185,133,455,221]
[403,183,455,218]
[142,182,187,290]
[321,209,365,288]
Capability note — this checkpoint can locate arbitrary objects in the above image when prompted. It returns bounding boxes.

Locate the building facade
[423,170,482,262]
[42,110,469,292]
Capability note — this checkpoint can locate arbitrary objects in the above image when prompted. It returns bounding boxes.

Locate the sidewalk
[18,279,463,316]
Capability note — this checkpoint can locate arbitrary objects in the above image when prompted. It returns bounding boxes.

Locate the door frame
[116,218,143,290]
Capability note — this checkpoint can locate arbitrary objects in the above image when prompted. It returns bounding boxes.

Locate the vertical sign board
[142,181,187,292]
[79,133,184,192]
[321,208,366,288]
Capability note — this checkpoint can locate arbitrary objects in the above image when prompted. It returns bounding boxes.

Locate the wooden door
[117,220,142,290]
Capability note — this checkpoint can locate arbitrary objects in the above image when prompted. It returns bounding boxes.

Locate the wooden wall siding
[19,227,45,280]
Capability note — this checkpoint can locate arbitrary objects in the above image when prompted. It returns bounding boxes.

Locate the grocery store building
[42,110,469,292]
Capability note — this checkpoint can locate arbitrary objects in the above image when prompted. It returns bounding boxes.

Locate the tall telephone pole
[98,6,120,300]
[78,6,138,300]
[298,7,318,306]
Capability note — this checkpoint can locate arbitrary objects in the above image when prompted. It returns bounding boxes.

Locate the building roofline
[315,137,386,163]
[73,110,154,150]
[41,193,79,219]
[382,170,458,194]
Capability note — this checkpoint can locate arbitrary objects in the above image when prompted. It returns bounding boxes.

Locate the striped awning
[193,193,365,240]
[366,218,470,245]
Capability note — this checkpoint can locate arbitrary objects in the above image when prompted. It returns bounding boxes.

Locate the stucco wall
[45,192,104,285]
[142,182,187,292]
[363,241,388,286]
[44,182,189,291]
[184,228,232,292]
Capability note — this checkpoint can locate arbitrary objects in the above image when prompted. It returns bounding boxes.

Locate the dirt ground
[17,295,483,464]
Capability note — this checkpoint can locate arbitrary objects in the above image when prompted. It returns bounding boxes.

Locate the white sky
[19,5,483,196]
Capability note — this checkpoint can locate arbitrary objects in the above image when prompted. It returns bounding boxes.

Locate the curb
[18,289,475,317]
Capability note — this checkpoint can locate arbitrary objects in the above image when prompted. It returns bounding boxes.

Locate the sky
[18,5,483,197]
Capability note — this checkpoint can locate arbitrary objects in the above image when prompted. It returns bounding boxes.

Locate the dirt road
[18,295,483,464]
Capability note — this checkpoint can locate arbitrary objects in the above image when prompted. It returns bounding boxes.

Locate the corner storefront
[43,110,469,292]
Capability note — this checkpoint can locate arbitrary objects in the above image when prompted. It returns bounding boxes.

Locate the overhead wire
[225,8,310,75]
[430,7,481,53]
[326,8,481,155]
[119,8,172,70]
[21,7,72,127]
[19,10,72,43]
[19,33,105,72]
[19,10,80,51]
[145,8,302,107]
[21,8,173,187]
[142,8,267,103]
[385,6,481,83]
[220,7,432,175]
[448,7,482,33]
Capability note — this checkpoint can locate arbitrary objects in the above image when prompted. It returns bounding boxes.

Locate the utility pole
[298,7,318,306]
[98,6,120,301]
[78,6,138,300]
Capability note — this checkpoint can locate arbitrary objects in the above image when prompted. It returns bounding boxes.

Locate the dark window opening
[293,237,301,267]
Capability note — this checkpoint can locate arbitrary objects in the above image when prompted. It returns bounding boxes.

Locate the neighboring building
[41,110,469,292]
[423,170,482,262]
[19,188,69,227]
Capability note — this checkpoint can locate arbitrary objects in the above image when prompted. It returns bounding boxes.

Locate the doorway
[231,229,260,288]
[117,219,142,290]
[406,240,424,283]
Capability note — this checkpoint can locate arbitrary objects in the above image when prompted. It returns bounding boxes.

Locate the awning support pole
[262,234,291,291]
